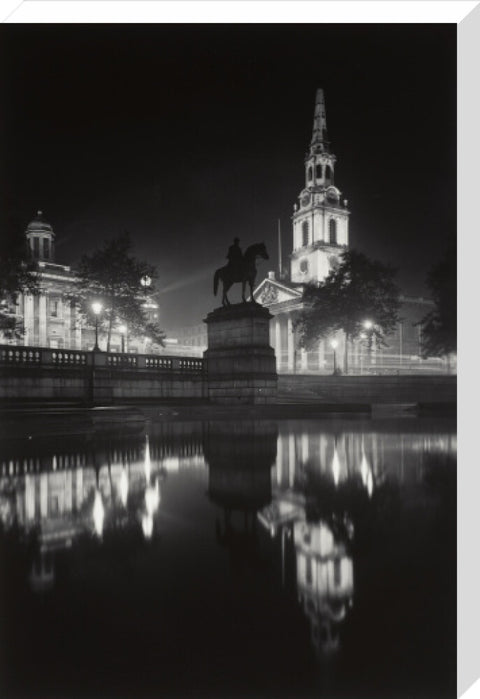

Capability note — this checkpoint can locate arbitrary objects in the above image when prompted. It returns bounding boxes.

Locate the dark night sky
[0,24,456,329]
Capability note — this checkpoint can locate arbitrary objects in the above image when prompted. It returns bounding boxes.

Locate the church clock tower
[290,89,350,285]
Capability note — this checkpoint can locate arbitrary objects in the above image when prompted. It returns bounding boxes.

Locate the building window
[307,166,313,182]
[300,259,309,274]
[50,299,59,317]
[316,163,322,179]
[329,219,337,244]
[33,238,39,259]
[43,238,50,259]
[302,220,309,247]
[325,165,332,179]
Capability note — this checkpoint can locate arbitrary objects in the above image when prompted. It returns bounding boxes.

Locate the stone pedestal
[203,303,277,404]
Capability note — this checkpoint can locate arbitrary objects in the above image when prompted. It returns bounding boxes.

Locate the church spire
[310,88,329,154]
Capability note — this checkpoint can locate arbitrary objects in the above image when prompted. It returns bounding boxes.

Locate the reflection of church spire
[294,519,354,657]
[310,88,330,154]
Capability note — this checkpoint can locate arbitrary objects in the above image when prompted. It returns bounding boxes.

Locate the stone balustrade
[0,345,204,374]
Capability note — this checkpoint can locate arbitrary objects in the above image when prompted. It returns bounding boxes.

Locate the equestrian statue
[213,238,269,307]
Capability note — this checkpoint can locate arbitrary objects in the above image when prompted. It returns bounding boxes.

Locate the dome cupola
[26,210,55,262]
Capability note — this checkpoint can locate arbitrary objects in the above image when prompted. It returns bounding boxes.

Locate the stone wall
[278,374,456,405]
[0,346,205,404]
[0,366,206,404]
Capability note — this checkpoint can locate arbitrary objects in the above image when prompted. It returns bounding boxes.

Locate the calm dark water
[0,414,456,699]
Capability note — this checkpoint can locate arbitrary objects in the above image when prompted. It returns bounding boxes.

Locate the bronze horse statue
[214,242,269,307]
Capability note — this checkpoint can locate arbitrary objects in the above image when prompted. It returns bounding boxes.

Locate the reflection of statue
[29,549,55,593]
[213,242,269,306]
[204,421,277,564]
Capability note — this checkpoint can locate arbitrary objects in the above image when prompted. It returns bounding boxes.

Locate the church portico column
[300,347,308,373]
[287,316,295,373]
[275,316,282,372]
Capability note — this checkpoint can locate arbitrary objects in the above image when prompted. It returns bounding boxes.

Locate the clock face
[301,193,311,207]
[326,187,339,203]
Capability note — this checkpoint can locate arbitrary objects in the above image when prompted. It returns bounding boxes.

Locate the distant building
[2,211,158,353]
[167,323,207,356]
[253,89,447,374]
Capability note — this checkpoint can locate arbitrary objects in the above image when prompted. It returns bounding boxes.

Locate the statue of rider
[226,237,243,279]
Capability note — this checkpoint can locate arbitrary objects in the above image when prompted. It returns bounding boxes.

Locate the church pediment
[254,277,303,306]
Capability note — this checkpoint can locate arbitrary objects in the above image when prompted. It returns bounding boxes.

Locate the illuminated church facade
[252,89,441,374]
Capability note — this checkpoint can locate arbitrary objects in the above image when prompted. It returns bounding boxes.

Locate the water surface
[0,415,456,698]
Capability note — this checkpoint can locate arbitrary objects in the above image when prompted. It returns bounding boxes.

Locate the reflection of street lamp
[118,324,127,353]
[93,488,104,537]
[91,301,103,351]
[330,339,338,375]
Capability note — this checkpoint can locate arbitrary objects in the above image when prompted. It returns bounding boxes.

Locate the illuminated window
[307,166,313,182]
[316,163,322,179]
[302,220,309,247]
[329,219,337,244]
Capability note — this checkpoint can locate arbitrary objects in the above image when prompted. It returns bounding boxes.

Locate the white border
[0,1,477,25]
[458,4,480,697]
[1,2,478,697]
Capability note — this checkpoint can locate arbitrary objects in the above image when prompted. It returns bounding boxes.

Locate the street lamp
[91,301,103,351]
[140,275,152,296]
[118,324,127,354]
[330,338,338,375]
[363,319,373,330]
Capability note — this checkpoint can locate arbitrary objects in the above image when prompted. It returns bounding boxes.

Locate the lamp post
[363,320,374,369]
[330,339,338,375]
[359,332,367,375]
[91,301,103,351]
[118,324,127,354]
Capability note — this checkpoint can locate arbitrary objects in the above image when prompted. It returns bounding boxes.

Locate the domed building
[25,210,56,262]
[3,211,158,352]
[18,211,80,349]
